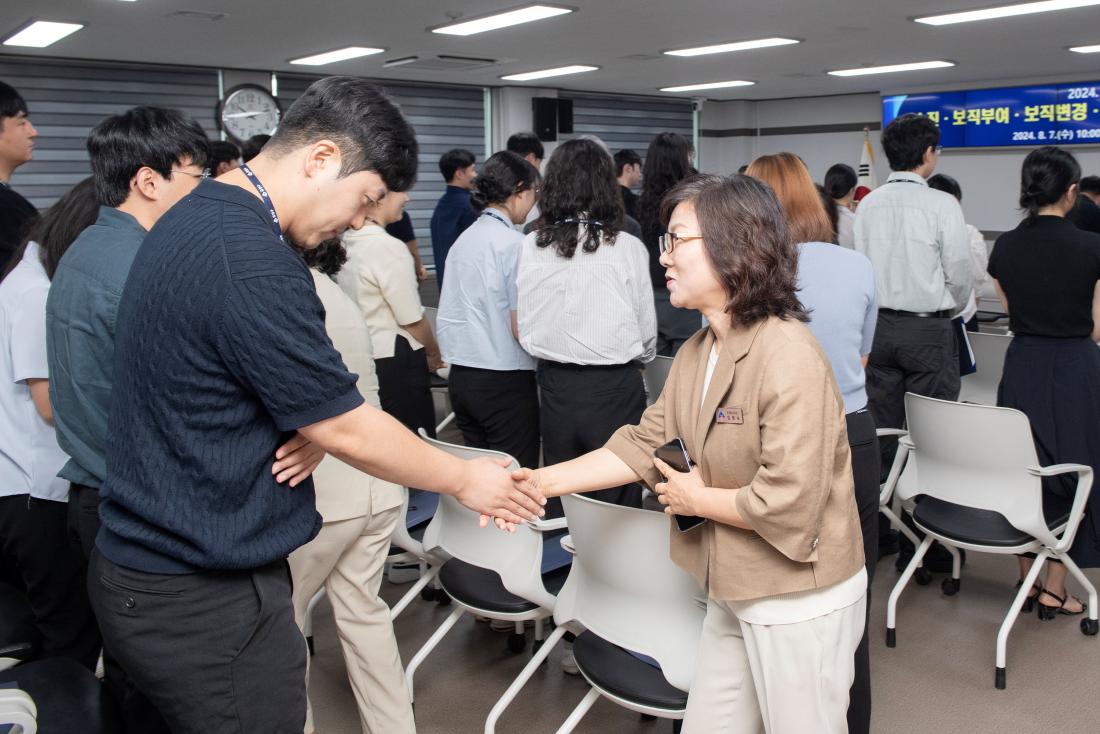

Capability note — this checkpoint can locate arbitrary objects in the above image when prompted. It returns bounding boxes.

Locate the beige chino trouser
[682,594,866,734]
[288,507,416,734]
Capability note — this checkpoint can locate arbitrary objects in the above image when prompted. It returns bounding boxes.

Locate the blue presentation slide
[883,81,1100,148]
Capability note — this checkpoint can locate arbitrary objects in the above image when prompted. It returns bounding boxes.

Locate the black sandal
[1015,579,1042,613]
[1037,588,1087,620]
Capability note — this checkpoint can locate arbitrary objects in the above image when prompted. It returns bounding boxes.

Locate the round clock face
[218,85,281,143]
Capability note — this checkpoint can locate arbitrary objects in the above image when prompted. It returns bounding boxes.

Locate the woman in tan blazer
[511,174,866,733]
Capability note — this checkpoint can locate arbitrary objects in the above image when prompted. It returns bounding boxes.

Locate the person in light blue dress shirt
[436,151,541,467]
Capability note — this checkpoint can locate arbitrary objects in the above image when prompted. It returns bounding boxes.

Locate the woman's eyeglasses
[658,231,704,255]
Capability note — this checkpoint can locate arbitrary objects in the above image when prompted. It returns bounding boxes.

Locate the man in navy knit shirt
[87,77,546,733]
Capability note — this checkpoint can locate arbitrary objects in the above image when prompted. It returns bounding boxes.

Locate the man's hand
[416,263,428,284]
[652,457,707,517]
[273,433,326,487]
[456,457,546,530]
[427,352,447,373]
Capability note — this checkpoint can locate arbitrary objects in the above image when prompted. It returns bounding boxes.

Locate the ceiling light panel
[501,64,597,81]
[433,4,573,36]
[915,0,1100,26]
[3,21,84,48]
[664,37,799,57]
[1069,43,1100,52]
[660,80,756,92]
[828,60,955,77]
[289,46,385,66]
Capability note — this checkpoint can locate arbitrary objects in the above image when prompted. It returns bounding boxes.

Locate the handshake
[452,457,545,532]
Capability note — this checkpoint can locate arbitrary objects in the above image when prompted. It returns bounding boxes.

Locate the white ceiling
[2,0,1100,100]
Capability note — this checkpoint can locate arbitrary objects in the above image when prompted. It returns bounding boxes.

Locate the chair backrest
[958,332,1011,405]
[417,433,557,610]
[902,393,1054,545]
[643,356,675,406]
[554,494,705,691]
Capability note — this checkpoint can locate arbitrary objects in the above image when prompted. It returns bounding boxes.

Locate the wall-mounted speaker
[532,97,558,141]
[557,98,573,135]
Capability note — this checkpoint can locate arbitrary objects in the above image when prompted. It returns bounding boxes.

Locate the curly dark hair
[301,237,348,276]
[660,174,807,327]
[470,151,538,211]
[534,138,623,259]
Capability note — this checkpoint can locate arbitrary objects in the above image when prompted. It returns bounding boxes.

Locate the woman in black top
[988,146,1100,618]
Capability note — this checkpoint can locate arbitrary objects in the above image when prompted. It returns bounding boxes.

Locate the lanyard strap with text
[482,209,512,229]
[239,164,284,243]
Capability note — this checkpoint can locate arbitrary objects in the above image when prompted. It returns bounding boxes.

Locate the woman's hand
[652,457,707,517]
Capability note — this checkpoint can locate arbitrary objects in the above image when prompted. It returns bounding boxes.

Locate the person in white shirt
[854,114,970,498]
[288,238,414,734]
[437,151,541,468]
[517,137,657,510]
[0,178,99,669]
[927,173,990,331]
[339,187,442,438]
[824,163,858,248]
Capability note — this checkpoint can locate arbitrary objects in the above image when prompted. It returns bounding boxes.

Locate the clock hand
[224,111,264,119]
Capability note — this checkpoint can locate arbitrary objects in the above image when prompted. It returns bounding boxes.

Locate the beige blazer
[311,270,403,523]
[605,316,864,602]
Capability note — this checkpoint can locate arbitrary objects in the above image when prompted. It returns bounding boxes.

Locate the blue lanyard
[239,163,284,243]
[482,209,513,228]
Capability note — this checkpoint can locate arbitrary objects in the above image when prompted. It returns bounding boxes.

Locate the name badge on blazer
[715,406,744,424]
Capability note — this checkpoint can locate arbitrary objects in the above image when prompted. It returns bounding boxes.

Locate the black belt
[879,307,951,319]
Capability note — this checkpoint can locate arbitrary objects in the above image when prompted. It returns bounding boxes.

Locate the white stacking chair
[958,331,1011,405]
[0,688,36,734]
[404,433,568,703]
[885,394,1098,689]
[422,306,455,433]
[642,355,675,406]
[878,428,962,590]
[485,493,705,734]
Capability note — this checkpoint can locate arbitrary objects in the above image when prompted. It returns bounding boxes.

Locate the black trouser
[0,494,99,669]
[537,360,647,511]
[375,334,437,438]
[448,365,541,469]
[69,483,170,734]
[845,410,881,734]
[88,550,306,734]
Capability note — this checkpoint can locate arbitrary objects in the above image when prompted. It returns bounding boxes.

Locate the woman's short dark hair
[1080,175,1100,196]
[927,173,962,201]
[614,148,643,176]
[208,140,241,171]
[1019,145,1081,219]
[535,138,623,258]
[438,148,476,182]
[301,237,348,276]
[506,132,544,161]
[660,174,806,327]
[881,114,940,172]
[267,77,419,192]
[823,163,857,200]
[638,132,692,240]
[817,183,840,243]
[2,177,98,283]
[87,106,210,207]
[470,151,538,211]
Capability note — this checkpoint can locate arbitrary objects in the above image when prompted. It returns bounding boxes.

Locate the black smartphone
[654,438,706,532]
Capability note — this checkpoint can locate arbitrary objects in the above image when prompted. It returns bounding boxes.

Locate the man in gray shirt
[854,114,970,550]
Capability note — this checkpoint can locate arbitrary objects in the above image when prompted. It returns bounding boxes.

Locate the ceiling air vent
[383,55,499,72]
[167,10,229,21]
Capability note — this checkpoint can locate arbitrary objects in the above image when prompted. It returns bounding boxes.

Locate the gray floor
[306,538,1100,734]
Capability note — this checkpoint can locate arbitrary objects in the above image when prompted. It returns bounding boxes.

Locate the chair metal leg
[391,565,441,620]
[886,535,933,647]
[1058,553,1100,634]
[552,688,601,734]
[534,617,545,643]
[995,552,1048,690]
[405,606,465,702]
[435,412,456,434]
[303,587,326,652]
[485,626,568,734]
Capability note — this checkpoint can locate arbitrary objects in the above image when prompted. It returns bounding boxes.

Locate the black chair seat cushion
[0,657,107,734]
[572,631,686,711]
[438,559,568,614]
[0,583,39,661]
[914,496,1069,548]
